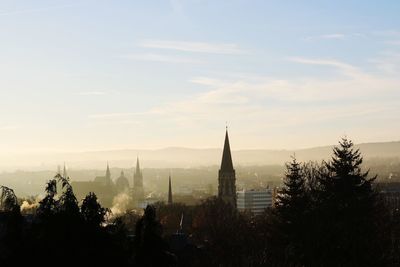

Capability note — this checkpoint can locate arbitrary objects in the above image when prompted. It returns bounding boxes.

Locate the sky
[0,0,400,154]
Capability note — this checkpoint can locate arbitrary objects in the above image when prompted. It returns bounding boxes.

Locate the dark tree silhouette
[313,137,383,266]
[81,192,107,227]
[191,197,252,267]
[37,178,58,218]
[134,205,176,267]
[56,174,80,218]
[0,186,19,212]
[274,156,309,265]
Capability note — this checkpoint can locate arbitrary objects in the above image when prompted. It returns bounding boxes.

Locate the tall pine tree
[276,156,309,265]
[316,137,380,266]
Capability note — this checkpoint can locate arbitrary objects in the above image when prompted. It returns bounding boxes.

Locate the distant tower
[168,174,173,205]
[218,128,237,207]
[115,170,129,193]
[133,157,144,202]
[134,157,143,187]
[63,163,68,178]
[106,162,111,186]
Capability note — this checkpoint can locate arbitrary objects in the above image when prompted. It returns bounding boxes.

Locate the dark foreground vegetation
[0,138,399,267]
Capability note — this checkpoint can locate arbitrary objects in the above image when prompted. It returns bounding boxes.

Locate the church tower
[134,157,143,187]
[168,174,173,205]
[63,163,68,178]
[105,162,111,186]
[218,128,236,207]
[133,157,144,202]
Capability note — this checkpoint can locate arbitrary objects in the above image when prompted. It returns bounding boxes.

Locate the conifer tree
[316,137,380,266]
[275,156,309,265]
[277,156,307,220]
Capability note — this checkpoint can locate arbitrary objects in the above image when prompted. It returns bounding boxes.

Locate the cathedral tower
[105,162,111,186]
[168,174,173,205]
[218,128,236,207]
[133,157,144,202]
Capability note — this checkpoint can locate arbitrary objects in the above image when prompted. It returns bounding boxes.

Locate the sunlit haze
[1,0,400,155]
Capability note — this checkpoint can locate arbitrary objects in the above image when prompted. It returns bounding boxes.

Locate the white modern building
[237,189,273,214]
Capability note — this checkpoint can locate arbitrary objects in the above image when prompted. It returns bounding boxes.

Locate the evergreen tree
[316,137,381,266]
[275,156,309,266]
[277,156,308,220]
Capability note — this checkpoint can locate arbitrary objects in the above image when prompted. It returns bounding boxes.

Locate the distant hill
[1,141,400,171]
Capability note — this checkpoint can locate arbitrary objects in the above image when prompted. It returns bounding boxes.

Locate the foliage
[81,192,108,227]
[0,137,399,266]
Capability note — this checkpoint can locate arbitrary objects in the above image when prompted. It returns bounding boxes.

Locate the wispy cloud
[288,57,364,78]
[305,33,345,41]
[88,111,161,119]
[122,53,203,64]
[138,40,246,54]
[305,33,366,41]
[138,56,400,132]
[77,91,107,96]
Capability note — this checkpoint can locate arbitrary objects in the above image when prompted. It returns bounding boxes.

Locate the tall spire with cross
[63,162,67,178]
[168,173,173,205]
[218,127,236,207]
[105,161,111,186]
[133,156,144,204]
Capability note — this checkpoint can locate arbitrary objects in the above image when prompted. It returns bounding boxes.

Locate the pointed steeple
[106,162,110,176]
[63,162,67,178]
[168,173,173,205]
[135,157,141,175]
[133,157,144,188]
[220,129,234,172]
[218,127,237,208]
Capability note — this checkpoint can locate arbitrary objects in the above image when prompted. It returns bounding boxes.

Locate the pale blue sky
[0,0,399,153]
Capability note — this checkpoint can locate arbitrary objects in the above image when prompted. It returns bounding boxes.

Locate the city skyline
[1,0,400,155]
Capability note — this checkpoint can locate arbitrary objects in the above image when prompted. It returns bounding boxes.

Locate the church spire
[106,162,111,180]
[220,129,234,172]
[63,162,67,178]
[135,157,141,175]
[168,173,173,205]
[218,127,236,208]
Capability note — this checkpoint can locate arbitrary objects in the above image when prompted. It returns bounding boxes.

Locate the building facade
[237,189,273,215]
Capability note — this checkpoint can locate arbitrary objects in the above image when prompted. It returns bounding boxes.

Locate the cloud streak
[138,40,246,54]
[122,53,203,64]
[134,56,400,134]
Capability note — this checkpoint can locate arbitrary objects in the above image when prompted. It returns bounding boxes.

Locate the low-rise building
[237,189,273,214]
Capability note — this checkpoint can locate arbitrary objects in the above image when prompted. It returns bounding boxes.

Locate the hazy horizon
[1,139,400,172]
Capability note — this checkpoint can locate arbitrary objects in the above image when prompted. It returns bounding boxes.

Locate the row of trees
[0,174,133,266]
[272,138,390,266]
[146,138,399,266]
[0,137,399,266]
